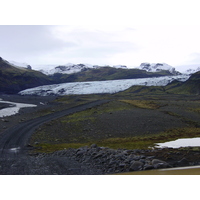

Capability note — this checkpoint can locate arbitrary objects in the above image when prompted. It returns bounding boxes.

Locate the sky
[0,0,200,72]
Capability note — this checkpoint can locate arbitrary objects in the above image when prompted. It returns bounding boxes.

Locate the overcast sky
[0,0,200,72]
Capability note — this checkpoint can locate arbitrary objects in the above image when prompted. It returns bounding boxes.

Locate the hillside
[139,62,180,75]
[166,71,200,95]
[118,71,200,96]
[49,66,175,83]
[0,57,53,94]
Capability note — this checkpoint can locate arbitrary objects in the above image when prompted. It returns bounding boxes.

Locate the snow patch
[156,137,200,148]
[9,147,21,153]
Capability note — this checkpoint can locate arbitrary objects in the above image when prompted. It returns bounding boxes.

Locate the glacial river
[0,99,36,117]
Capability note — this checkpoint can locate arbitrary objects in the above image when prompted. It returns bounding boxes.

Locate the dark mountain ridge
[0,57,53,94]
[119,71,200,95]
[49,66,176,83]
[166,71,200,95]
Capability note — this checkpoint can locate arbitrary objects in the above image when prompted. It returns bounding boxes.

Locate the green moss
[31,127,200,153]
[120,99,160,109]
[60,100,132,124]
[34,142,90,153]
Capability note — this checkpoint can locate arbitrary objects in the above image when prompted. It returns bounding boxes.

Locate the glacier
[19,75,189,96]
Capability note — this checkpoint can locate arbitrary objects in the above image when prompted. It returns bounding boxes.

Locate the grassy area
[32,127,200,153]
[120,99,160,109]
[93,127,200,149]
[30,93,200,153]
[30,100,135,145]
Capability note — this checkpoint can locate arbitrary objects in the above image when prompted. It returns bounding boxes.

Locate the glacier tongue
[19,75,189,96]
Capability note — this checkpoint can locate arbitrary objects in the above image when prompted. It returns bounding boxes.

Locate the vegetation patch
[120,99,160,109]
[34,142,90,153]
[188,107,200,114]
[31,127,200,153]
[61,100,133,123]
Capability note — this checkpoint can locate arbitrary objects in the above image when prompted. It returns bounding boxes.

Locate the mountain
[0,57,53,94]
[48,65,180,84]
[37,63,127,75]
[2,56,197,95]
[8,60,32,70]
[39,63,94,75]
[166,71,200,95]
[38,62,180,77]
[183,67,200,75]
[120,71,200,96]
[138,63,180,75]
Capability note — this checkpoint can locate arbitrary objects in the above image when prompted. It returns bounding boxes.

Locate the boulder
[152,159,169,169]
[129,161,144,171]
[143,164,154,170]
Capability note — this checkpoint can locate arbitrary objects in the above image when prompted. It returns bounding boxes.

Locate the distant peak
[183,67,200,75]
[8,60,32,69]
[139,62,180,75]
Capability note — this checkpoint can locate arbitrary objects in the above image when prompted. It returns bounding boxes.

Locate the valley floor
[0,93,200,174]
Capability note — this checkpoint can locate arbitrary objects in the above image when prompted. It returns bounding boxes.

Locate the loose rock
[129,161,144,171]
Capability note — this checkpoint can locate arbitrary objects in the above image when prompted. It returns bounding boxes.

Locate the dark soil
[0,94,200,175]
[30,95,200,144]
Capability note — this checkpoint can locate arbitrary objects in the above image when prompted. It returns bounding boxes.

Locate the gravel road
[0,99,109,157]
[0,99,111,174]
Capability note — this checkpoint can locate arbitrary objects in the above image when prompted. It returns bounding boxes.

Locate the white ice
[19,75,189,96]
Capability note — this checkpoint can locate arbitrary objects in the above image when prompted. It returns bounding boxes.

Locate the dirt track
[0,98,109,156]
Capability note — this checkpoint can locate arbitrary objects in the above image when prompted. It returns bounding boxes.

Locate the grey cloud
[188,52,200,64]
[61,27,138,57]
[0,25,77,60]
[0,25,139,65]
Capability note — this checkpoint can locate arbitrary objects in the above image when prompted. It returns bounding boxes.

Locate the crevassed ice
[19,75,189,96]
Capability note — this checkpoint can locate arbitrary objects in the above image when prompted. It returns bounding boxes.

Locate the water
[155,137,200,148]
[0,100,36,117]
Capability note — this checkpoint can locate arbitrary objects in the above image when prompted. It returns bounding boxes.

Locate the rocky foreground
[0,144,199,175]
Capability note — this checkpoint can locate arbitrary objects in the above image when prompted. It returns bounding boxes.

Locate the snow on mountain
[48,63,95,75]
[183,67,200,75]
[113,65,127,69]
[138,63,179,75]
[19,74,189,96]
[8,60,31,69]
[34,63,127,75]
